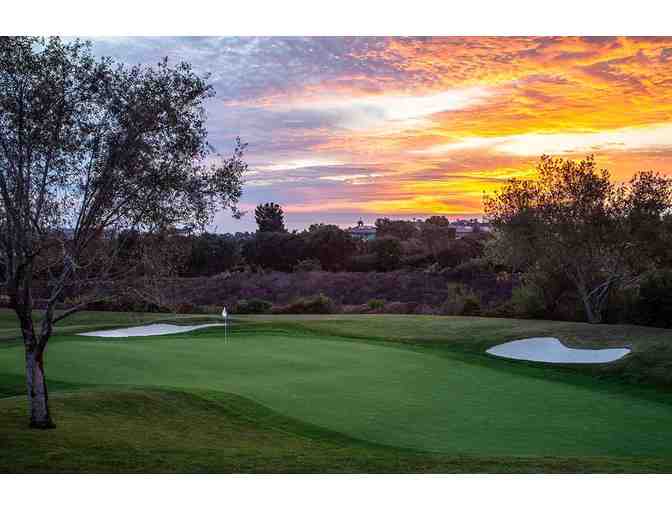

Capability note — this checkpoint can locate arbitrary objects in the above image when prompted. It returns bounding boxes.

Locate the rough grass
[2,310,672,472]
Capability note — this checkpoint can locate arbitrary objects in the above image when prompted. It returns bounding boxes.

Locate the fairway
[2,312,672,464]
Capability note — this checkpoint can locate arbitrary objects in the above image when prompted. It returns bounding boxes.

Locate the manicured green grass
[242,315,672,386]
[3,388,671,473]
[2,310,672,471]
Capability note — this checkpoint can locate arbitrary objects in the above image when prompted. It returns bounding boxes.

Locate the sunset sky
[91,37,672,231]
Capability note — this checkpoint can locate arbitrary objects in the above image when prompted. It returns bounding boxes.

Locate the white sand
[78,323,225,338]
[486,337,630,364]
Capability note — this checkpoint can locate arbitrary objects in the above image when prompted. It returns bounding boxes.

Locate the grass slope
[2,389,671,473]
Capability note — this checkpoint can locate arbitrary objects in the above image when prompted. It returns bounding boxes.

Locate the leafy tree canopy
[484,154,672,323]
[0,36,247,428]
[255,202,286,233]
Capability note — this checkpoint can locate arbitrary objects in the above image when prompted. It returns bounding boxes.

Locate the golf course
[2,309,672,472]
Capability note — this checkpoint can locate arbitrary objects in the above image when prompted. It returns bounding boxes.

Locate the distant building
[348,220,377,241]
[453,225,473,238]
[450,218,492,238]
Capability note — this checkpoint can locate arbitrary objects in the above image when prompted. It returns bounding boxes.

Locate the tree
[303,224,357,271]
[484,155,672,323]
[242,231,306,271]
[426,215,450,227]
[370,237,402,271]
[418,221,455,259]
[374,218,418,239]
[185,232,241,276]
[0,37,247,428]
[436,236,484,269]
[255,202,286,232]
[130,229,192,313]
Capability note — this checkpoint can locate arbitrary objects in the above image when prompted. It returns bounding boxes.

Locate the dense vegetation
[9,158,672,334]
[149,154,672,330]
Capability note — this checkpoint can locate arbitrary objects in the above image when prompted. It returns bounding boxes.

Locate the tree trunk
[585,306,601,324]
[25,347,55,429]
[577,286,602,324]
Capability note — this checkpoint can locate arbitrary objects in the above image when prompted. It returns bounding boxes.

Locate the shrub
[632,270,672,327]
[381,301,416,314]
[414,303,439,315]
[275,293,334,314]
[234,298,273,314]
[441,283,481,316]
[346,253,378,272]
[294,258,322,272]
[449,257,493,279]
[482,300,516,318]
[602,286,639,324]
[509,284,546,319]
[341,304,369,314]
[462,296,481,316]
[367,298,386,311]
[400,253,433,269]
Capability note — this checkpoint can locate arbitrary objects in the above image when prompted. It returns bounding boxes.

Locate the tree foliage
[484,155,672,323]
[0,37,247,427]
[185,232,242,276]
[254,202,286,233]
[242,231,306,271]
[374,218,418,239]
[303,224,357,271]
[371,237,402,271]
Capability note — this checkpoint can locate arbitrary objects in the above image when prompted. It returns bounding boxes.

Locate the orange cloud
[241,37,672,219]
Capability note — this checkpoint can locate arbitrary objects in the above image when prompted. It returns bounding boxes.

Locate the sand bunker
[79,323,225,338]
[486,337,630,364]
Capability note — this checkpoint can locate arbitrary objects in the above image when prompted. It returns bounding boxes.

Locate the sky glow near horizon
[90,37,672,231]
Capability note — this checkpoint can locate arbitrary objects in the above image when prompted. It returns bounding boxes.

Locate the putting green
[2,322,672,457]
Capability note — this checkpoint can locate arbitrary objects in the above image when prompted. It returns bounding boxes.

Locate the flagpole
[222,306,228,343]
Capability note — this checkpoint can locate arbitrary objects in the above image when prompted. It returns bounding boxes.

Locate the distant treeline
[155,220,489,277]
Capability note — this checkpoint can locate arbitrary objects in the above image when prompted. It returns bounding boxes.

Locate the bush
[294,258,322,272]
[441,283,481,316]
[414,303,439,315]
[346,253,378,272]
[462,296,481,316]
[234,298,273,314]
[340,303,369,314]
[631,270,672,327]
[509,284,547,319]
[381,301,416,314]
[449,257,493,279]
[367,298,386,311]
[275,293,334,314]
[400,252,433,269]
